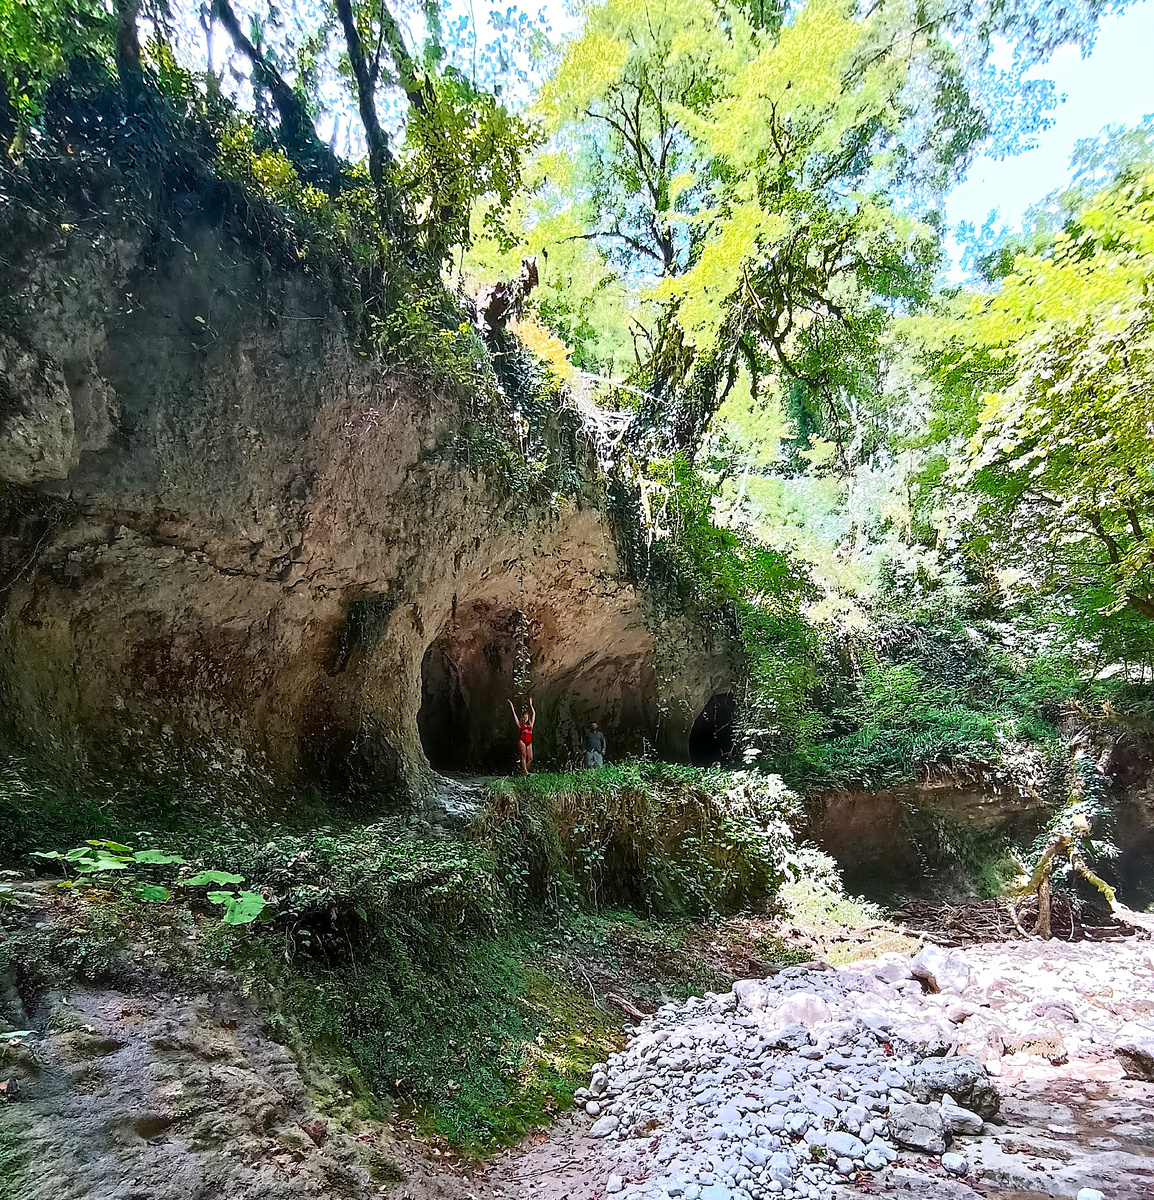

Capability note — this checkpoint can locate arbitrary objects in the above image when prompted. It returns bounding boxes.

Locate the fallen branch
[606,992,648,1021]
[505,1158,581,1181]
[1003,897,1037,941]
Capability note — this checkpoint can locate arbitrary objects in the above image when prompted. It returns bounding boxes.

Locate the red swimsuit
[519,721,533,746]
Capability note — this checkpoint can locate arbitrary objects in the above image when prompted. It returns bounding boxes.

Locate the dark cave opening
[689,692,736,767]
[417,604,528,774]
[417,599,666,775]
[417,640,473,773]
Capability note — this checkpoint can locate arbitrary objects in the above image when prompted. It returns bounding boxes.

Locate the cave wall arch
[0,195,733,805]
[415,596,665,774]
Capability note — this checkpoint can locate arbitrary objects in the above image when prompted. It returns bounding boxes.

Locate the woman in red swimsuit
[508,696,536,774]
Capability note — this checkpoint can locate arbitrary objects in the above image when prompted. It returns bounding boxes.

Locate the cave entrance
[689,693,736,767]
[417,597,665,774]
[417,640,471,772]
[417,603,531,774]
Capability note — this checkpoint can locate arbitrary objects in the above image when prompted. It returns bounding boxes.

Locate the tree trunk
[1035,875,1052,940]
[1126,592,1154,620]
[115,0,144,93]
[0,74,15,152]
[334,0,392,193]
[213,0,343,193]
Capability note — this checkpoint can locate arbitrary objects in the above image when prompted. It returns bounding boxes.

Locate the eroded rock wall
[810,762,1054,897]
[0,191,728,806]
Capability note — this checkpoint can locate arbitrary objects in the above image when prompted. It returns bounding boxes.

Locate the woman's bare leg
[526,744,533,772]
[520,744,529,773]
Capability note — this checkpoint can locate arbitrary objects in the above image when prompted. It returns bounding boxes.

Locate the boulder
[889,1103,948,1155]
[826,1131,867,1159]
[769,993,833,1028]
[1114,1036,1154,1082]
[873,955,914,984]
[941,1152,968,1176]
[733,980,770,1012]
[768,1023,812,1051]
[940,1095,983,1135]
[889,1021,954,1057]
[909,946,972,994]
[909,1056,1000,1118]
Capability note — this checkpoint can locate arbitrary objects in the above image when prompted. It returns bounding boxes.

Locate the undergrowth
[0,1114,27,1200]
[481,762,804,916]
[1,762,808,1151]
[0,751,370,865]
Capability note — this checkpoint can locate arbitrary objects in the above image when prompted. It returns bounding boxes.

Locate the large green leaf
[186,870,245,886]
[76,856,129,873]
[207,889,268,925]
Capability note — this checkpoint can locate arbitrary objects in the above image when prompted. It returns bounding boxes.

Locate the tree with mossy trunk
[1011,813,1116,939]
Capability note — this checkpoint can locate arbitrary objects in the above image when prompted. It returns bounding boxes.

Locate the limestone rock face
[0,339,77,483]
[0,204,729,804]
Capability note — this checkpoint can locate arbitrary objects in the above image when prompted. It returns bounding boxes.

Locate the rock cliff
[0,169,728,809]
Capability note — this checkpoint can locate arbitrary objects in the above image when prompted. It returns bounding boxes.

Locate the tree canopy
[933,166,1154,623]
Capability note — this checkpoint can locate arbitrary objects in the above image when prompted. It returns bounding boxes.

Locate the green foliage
[372,291,494,393]
[0,1111,29,1200]
[31,839,186,875]
[1,898,135,986]
[192,821,624,1149]
[397,69,540,262]
[1028,756,1120,878]
[1,769,800,1150]
[775,598,1087,789]
[514,0,1103,449]
[27,837,266,924]
[206,889,268,924]
[929,167,1154,627]
[481,761,805,916]
[614,452,820,756]
[0,0,542,410]
[0,0,113,137]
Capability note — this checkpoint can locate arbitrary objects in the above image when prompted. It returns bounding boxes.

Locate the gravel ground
[474,939,1154,1200]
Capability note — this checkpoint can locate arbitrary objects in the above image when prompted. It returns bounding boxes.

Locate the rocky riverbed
[494,939,1154,1200]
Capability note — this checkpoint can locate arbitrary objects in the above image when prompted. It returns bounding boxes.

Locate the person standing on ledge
[585,722,606,768]
[509,697,535,774]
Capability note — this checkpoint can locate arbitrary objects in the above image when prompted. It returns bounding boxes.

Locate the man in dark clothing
[584,723,606,768]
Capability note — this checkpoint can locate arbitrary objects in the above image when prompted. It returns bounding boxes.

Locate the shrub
[479,762,805,917]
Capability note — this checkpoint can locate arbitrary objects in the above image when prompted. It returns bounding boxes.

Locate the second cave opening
[689,692,737,767]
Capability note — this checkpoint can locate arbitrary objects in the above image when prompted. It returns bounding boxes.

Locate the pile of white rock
[573,941,1152,1200]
